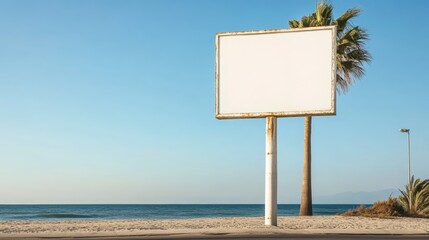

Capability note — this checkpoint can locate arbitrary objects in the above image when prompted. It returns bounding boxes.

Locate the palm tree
[289,2,371,216]
[399,176,429,216]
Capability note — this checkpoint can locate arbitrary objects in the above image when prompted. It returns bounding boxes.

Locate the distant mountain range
[314,188,400,204]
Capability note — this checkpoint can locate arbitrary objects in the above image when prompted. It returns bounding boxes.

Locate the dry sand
[1,216,429,238]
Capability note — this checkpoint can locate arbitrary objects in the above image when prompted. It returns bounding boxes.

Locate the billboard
[215,26,336,119]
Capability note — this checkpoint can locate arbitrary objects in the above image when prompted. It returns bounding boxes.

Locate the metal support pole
[407,131,411,212]
[407,131,411,184]
[265,116,277,226]
[400,128,412,211]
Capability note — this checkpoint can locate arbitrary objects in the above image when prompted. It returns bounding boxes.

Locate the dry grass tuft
[339,197,406,218]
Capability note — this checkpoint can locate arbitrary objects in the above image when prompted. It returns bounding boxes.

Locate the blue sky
[1,0,428,204]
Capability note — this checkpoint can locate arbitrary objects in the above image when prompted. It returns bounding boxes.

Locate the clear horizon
[1,0,428,204]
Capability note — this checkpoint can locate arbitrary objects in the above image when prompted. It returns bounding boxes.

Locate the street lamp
[399,128,411,184]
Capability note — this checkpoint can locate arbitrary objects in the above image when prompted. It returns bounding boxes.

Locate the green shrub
[398,176,429,217]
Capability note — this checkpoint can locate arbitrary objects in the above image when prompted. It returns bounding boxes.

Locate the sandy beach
[1,216,429,238]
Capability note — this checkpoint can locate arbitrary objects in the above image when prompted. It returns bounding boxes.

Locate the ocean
[0,204,367,221]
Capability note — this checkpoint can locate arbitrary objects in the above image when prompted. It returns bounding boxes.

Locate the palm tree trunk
[300,116,313,216]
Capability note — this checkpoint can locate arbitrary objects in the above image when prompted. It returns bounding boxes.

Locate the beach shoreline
[1,216,428,239]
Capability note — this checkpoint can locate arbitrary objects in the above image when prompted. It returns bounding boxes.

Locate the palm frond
[335,25,372,94]
[315,2,333,26]
[299,15,316,27]
[289,19,300,28]
[338,26,370,48]
[335,74,348,93]
[333,8,361,33]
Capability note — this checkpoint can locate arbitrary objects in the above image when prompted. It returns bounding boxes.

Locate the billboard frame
[215,26,337,119]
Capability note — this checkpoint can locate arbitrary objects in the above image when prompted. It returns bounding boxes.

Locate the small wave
[35,213,98,219]
[0,211,33,215]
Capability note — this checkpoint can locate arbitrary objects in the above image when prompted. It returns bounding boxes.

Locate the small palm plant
[398,176,429,216]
